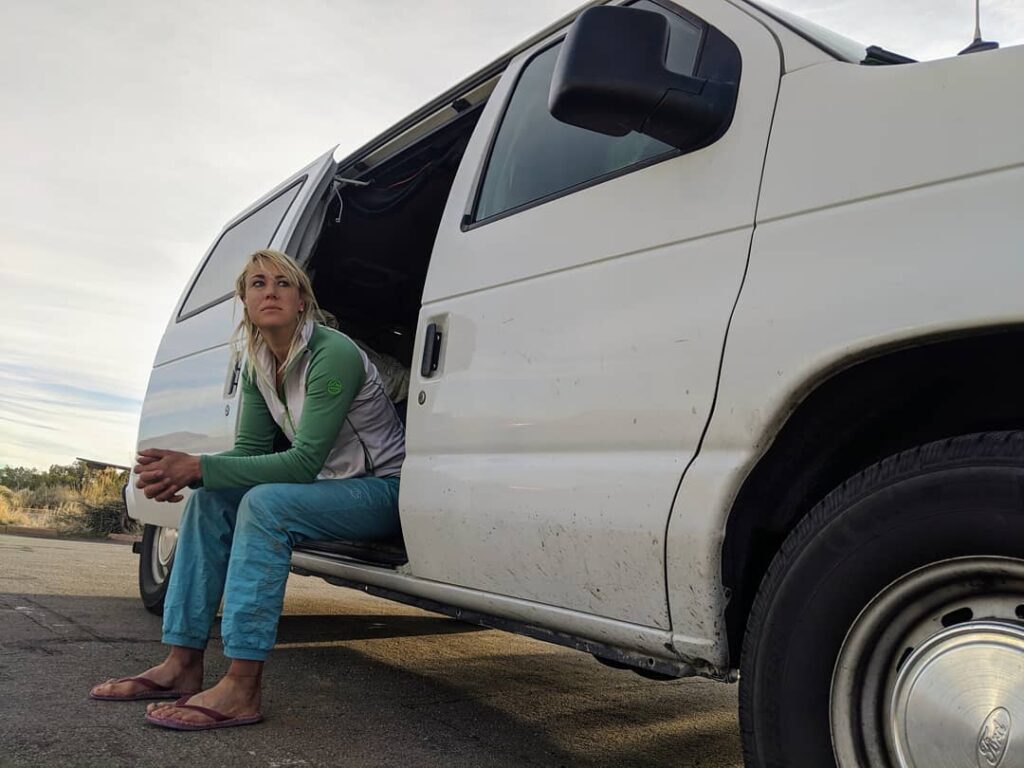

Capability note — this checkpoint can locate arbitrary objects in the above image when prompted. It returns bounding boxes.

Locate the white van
[127,1,1024,765]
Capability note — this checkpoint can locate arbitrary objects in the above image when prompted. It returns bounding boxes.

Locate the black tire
[739,432,1024,768]
[138,523,176,616]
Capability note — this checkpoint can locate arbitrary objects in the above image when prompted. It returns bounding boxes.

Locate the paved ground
[0,533,742,767]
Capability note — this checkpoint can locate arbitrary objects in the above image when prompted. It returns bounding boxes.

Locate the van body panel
[149,300,242,372]
[400,0,781,629]
[129,151,336,528]
[403,227,755,630]
[132,342,237,528]
[757,47,1024,223]
[665,53,1024,664]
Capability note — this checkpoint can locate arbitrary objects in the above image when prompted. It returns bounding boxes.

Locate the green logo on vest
[326,378,343,396]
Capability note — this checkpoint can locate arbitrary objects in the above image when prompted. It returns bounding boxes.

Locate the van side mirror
[548,6,736,151]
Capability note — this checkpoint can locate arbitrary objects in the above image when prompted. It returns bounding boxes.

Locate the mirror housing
[549,6,736,151]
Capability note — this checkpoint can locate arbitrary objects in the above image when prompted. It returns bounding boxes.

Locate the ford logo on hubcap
[977,707,1012,767]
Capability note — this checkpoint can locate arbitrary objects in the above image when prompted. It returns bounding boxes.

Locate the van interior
[307,101,486,409]
[289,83,493,567]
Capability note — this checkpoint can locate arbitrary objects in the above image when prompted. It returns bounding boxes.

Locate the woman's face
[242,260,304,334]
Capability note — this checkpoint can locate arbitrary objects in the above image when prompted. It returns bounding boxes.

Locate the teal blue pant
[162,476,401,661]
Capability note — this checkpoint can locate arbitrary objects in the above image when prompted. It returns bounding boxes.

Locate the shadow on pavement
[2,592,741,767]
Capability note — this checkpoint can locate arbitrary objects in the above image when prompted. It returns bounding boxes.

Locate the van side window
[473,1,704,224]
[178,180,304,320]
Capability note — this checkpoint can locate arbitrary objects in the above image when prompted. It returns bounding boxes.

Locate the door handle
[224,355,242,397]
[420,323,442,378]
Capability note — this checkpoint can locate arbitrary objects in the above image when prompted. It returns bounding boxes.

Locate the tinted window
[474,2,703,223]
[178,181,303,319]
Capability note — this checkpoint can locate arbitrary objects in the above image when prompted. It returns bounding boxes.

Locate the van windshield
[746,1,869,63]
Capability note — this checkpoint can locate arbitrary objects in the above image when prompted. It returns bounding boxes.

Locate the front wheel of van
[739,432,1024,768]
[138,524,177,615]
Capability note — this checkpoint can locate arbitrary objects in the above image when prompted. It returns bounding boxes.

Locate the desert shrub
[20,484,78,510]
[44,500,83,530]
[0,486,36,526]
[0,504,30,526]
[81,470,126,505]
[81,500,134,536]
[47,498,134,537]
[0,486,15,518]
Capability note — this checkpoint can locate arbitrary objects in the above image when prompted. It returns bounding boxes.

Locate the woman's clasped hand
[134,449,202,503]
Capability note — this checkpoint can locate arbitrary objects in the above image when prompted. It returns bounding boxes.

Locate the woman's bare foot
[90,646,204,699]
[146,660,263,726]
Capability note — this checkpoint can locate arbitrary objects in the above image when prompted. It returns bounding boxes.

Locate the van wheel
[739,432,1024,768]
[139,524,177,615]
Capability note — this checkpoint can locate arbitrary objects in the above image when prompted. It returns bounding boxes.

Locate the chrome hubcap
[151,526,177,583]
[890,621,1024,768]
[831,556,1024,768]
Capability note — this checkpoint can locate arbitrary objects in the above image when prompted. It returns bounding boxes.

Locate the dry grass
[0,477,134,536]
[0,486,25,524]
[17,484,78,509]
[0,506,31,526]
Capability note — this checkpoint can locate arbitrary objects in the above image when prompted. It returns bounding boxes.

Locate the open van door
[129,150,337,532]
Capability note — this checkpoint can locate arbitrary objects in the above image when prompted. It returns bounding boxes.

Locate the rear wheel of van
[739,432,1024,768]
[139,524,177,616]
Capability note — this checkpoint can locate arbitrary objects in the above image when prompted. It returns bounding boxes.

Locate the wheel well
[722,327,1024,662]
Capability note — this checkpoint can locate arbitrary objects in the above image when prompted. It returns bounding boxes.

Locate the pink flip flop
[90,676,200,702]
[145,696,263,731]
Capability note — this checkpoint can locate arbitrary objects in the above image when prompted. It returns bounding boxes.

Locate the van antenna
[959,0,999,55]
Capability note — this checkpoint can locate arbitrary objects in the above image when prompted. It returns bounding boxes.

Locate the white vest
[251,322,406,480]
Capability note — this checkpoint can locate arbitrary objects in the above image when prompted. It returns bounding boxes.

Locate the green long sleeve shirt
[199,329,366,490]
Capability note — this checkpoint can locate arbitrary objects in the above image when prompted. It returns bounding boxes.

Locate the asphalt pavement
[0,533,742,767]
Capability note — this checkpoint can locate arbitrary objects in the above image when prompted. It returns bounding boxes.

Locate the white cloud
[0,366,140,469]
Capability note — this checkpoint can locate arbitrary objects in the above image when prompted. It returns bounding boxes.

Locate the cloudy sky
[2,1,1022,471]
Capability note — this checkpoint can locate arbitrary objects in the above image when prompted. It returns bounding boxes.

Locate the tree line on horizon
[0,461,126,492]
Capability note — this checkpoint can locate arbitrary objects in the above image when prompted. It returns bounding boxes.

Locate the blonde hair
[231,249,326,390]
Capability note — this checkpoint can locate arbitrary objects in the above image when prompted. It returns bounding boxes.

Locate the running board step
[293,538,408,567]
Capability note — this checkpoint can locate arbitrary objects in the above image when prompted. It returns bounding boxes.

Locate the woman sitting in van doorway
[89,248,406,730]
